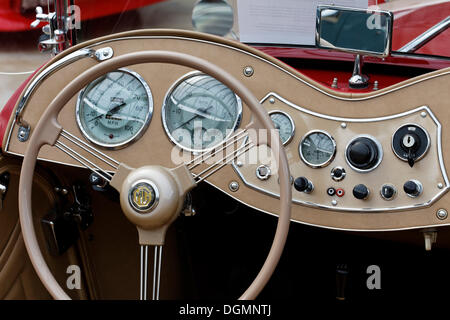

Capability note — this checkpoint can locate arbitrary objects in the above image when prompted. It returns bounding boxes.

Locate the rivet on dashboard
[421,112,427,118]
[437,209,448,220]
[331,200,338,206]
[243,66,254,77]
[229,181,239,192]
[269,97,275,104]
[340,123,347,129]
[236,161,243,167]
[438,183,444,189]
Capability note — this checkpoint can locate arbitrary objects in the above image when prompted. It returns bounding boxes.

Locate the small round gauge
[162,72,242,151]
[76,69,153,149]
[299,130,336,168]
[269,110,295,145]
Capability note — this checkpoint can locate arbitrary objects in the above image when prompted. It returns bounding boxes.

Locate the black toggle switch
[294,177,314,193]
[403,180,423,197]
[352,184,369,200]
[380,184,396,200]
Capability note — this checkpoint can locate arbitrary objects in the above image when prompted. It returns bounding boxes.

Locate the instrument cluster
[76,70,242,152]
[233,93,449,213]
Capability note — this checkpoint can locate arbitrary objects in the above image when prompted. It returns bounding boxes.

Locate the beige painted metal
[4,29,450,232]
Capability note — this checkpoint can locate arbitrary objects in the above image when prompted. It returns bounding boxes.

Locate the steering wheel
[18,50,292,300]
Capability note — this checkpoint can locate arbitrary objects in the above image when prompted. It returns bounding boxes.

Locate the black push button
[353,184,369,200]
[403,180,422,197]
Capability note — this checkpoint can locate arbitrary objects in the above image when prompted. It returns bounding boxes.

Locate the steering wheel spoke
[140,245,163,300]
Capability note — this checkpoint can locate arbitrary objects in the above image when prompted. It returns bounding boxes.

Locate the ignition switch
[392,124,430,167]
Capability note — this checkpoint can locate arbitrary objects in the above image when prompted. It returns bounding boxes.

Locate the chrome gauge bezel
[268,110,295,145]
[75,68,154,150]
[299,130,337,168]
[161,71,243,153]
[391,123,431,162]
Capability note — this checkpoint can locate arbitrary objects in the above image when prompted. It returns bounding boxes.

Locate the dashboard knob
[352,184,369,200]
[380,184,397,200]
[294,177,314,193]
[403,180,423,197]
[346,137,380,170]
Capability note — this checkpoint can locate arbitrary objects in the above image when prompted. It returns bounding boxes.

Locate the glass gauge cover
[299,130,336,168]
[269,111,295,145]
[162,72,242,151]
[76,69,153,149]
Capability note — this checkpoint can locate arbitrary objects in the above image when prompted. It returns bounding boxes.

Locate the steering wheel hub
[120,165,182,230]
[128,180,159,213]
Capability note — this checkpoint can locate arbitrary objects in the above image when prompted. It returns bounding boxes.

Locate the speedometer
[76,69,153,149]
[162,72,242,151]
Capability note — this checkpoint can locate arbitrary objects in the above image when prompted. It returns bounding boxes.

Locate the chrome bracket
[17,125,31,142]
[94,47,114,61]
[348,54,369,89]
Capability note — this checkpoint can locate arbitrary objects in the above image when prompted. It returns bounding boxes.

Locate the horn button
[119,166,183,231]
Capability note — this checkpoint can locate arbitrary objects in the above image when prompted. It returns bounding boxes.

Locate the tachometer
[299,130,336,168]
[76,69,153,149]
[162,72,242,151]
[269,110,295,145]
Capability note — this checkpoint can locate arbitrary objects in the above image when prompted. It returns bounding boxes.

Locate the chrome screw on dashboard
[236,161,243,167]
[437,209,448,220]
[340,123,347,129]
[269,97,275,104]
[229,181,239,192]
[243,66,254,77]
[256,165,271,180]
[421,111,427,118]
[438,183,444,189]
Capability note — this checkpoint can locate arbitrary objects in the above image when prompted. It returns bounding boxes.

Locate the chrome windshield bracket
[398,16,450,53]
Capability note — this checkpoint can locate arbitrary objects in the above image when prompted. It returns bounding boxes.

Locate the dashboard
[3,29,450,232]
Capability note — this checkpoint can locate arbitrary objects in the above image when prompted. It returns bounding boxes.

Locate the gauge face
[162,72,242,151]
[76,69,153,149]
[299,130,336,168]
[269,111,295,145]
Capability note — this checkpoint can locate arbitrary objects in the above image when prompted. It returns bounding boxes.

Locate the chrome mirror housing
[315,5,393,89]
[316,5,393,58]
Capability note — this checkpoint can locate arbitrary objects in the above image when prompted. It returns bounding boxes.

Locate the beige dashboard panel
[3,29,450,231]
[234,94,447,213]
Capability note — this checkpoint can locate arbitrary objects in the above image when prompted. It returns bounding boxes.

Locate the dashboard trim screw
[243,66,254,77]
[229,181,239,192]
[437,209,448,220]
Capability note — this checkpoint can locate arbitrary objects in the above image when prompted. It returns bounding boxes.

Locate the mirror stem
[348,54,369,89]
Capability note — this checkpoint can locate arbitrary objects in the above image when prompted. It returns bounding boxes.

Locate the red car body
[0,0,164,31]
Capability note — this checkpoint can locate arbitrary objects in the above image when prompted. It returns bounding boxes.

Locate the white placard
[237,0,369,45]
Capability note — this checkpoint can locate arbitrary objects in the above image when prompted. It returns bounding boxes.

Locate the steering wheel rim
[18,50,292,300]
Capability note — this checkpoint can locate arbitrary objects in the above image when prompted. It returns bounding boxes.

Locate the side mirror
[316,5,393,57]
[315,5,393,88]
[192,0,234,37]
